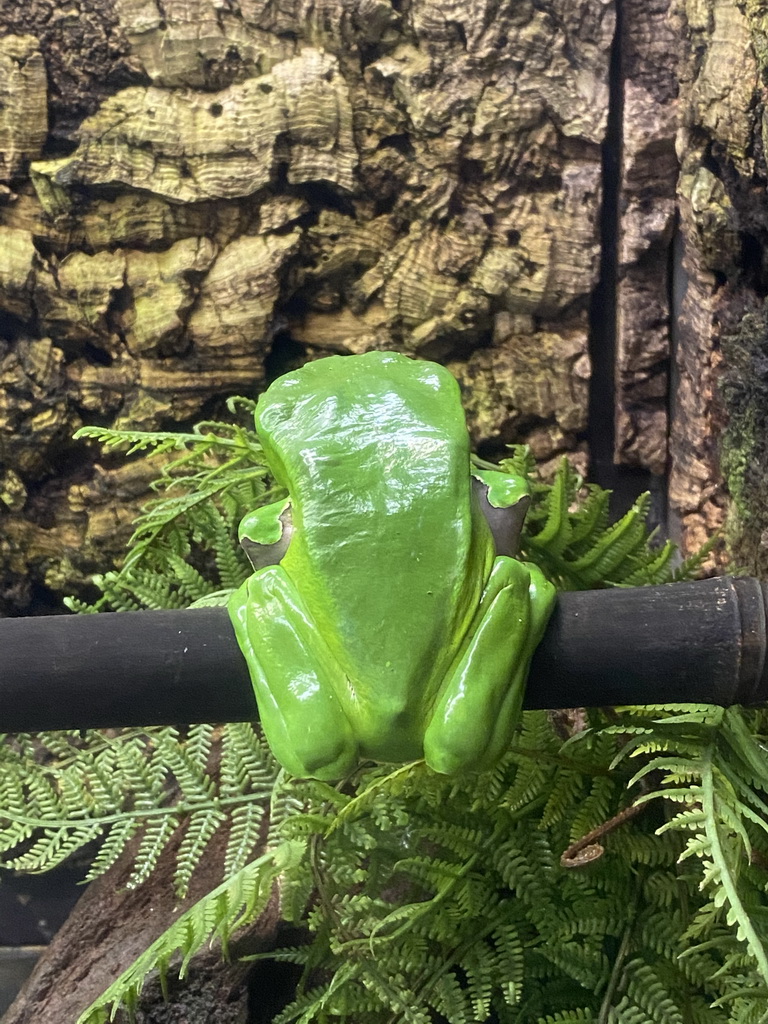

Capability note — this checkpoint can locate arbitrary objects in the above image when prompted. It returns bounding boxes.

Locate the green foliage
[85,839,306,1021]
[0,724,278,897]
[504,449,707,589]
[77,706,768,1024]
[1,413,766,1024]
[68,397,281,612]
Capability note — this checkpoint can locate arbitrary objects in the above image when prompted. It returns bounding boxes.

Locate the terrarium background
[3,0,746,617]
[2,0,768,1019]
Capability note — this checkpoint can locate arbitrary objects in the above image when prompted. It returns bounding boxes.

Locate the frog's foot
[423,557,555,775]
[228,566,358,780]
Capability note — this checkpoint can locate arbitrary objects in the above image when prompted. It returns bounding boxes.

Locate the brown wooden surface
[0,0,613,616]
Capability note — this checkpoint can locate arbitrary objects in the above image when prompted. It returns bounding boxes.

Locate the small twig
[560,801,646,869]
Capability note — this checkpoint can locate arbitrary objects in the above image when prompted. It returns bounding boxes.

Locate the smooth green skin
[228,351,555,780]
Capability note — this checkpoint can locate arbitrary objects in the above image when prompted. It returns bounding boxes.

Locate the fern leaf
[622,959,686,1024]
[5,823,104,873]
[700,749,768,983]
[567,494,651,584]
[174,808,227,898]
[462,939,497,1019]
[85,819,140,881]
[528,457,574,555]
[127,815,181,890]
[537,1011,595,1024]
[224,802,266,877]
[567,486,610,548]
[432,970,472,1024]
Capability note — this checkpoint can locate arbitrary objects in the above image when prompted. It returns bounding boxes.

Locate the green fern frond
[431,970,473,1024]
[518,456,679,590]
[567,487,610,548]
[68,403,278,613]
[85,819,140,881]
[5,823,104,873]
[128,816,182,890]
[528,457,577,557]
[224,803,266,877]
[568,776,615,843]
[622,959,686,1024]
[536,1010,595,1024]
[540,768,586,828]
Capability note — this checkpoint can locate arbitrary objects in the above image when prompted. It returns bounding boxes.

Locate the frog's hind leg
[228,566,358,780]
[423,557,555,775]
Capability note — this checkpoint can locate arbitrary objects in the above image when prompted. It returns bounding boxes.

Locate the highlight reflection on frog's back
[256,353,473,536]
[254,352,494,714]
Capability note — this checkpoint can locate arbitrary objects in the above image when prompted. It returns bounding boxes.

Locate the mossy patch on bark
[720,302,768,574]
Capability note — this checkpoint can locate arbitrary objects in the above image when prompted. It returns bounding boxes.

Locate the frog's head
[254,351,470,496]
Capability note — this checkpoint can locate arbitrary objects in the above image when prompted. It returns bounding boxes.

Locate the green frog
[228,351,555,780]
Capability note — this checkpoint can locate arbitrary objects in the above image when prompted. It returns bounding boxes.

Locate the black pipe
[0,577,766,734]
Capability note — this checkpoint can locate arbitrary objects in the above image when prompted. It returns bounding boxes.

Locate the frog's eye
[240,505,294,570]
[473,479,530,557]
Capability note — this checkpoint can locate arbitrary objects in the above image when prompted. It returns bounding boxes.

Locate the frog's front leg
[424,557,555,775]
[228,567,358,780]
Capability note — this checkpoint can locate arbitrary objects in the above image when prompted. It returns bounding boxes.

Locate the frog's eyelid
[473,479,530,558]
[241,507,294,570]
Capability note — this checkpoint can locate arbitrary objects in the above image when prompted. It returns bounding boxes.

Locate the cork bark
[609,0,768,564]
[614,0,678,477]
[0,0,613,615]
[671,0,768,564]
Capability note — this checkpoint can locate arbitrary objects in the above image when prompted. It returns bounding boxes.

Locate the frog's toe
[282,729,359,781]
[423,733,487,776]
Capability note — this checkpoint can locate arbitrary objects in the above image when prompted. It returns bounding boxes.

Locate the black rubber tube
[0,577,765,733]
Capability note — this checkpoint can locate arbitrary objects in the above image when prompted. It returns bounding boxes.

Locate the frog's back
[255,352,493,756]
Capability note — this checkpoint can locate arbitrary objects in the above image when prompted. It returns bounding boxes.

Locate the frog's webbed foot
[228,566,358,781]
[423,557,555,775]
[239,499,294,570]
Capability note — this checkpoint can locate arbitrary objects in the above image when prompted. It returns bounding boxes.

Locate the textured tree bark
[614,0,678,477]
[606,0,768,561]
[0,0,613,615]
[670,0,768,569]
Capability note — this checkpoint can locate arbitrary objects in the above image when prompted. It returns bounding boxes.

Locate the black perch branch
[0,576,766,734]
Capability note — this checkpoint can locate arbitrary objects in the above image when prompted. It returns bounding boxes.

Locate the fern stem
[0,791,270,831]
[75,427,255,452]
[701,745,768,983]
[597,876,641,1023]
